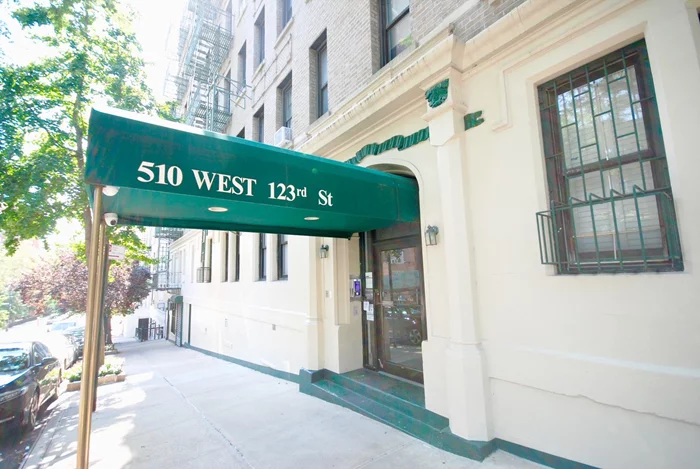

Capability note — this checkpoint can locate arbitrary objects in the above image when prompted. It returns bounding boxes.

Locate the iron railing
[196,266,211,283]
[154,271,183,291]
[536,187,682,273]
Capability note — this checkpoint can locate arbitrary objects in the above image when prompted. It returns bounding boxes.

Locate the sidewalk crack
[162,376,255,468]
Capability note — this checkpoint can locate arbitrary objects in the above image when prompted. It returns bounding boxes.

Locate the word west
[137,161,332,206]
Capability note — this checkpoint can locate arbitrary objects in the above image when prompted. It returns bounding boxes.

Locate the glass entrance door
[374,236,425,383]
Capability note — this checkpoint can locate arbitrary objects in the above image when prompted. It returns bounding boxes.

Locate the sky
[0,0,186,247]
[1,0,186,100]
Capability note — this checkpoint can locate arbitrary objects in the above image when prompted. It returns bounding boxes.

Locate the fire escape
[165,0,249,133]
[153,227,185,293]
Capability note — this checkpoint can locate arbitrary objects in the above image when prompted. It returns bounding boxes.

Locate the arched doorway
[361,167,426,383]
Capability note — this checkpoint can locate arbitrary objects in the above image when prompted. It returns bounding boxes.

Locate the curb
[20,393,75,469]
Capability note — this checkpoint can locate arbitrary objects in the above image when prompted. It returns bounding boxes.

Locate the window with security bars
[536,40,682,274]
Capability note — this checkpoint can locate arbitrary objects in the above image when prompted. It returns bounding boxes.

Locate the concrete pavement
[24,340,545,469]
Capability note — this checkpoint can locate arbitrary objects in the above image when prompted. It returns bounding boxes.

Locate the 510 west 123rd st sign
[84,107,419,238]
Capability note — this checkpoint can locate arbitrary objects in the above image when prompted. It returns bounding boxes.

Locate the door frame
[372,234,426,383]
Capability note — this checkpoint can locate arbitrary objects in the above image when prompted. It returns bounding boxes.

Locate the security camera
[104,213,118,227]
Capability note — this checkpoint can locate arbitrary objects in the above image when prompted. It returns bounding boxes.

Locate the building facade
[162,1,700,468]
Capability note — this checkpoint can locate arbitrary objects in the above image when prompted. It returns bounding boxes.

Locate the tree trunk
[104,312,112,346]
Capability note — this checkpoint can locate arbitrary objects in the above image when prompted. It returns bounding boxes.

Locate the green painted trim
[300,368,494,461]
[425,79,449,108]
[345,127,430,165]
[495,439,600,469]
[185,344,299,383]
[464,110,485,130]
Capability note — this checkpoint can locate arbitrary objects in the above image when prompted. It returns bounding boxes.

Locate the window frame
[281,0,292,30]
[317,40,328,117]
[381,0,410,64]
[259,233,267,280]
[255,106,264,142]
[277,234,289,280]
[234,232,241,281]
[537,40,682,274]
[255,9,265,68]
[238,43,247,87]
[223,232,230,282]
[282,78,292,129]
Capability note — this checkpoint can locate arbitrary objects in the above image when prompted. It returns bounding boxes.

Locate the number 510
[137,161,183,187]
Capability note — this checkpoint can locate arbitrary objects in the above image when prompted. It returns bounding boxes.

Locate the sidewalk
[24,341,546,469]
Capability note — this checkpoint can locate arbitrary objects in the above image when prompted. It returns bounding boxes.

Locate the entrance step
[299,368,494,461]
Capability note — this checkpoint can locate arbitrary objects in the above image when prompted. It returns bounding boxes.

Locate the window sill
[275,18,294,50]
[252,61,265,81]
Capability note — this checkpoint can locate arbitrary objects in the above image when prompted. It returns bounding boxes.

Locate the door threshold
[378,370,424,388]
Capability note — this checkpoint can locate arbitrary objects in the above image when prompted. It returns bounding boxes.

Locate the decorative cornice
[345,127,430,165]
[425,79,449,108]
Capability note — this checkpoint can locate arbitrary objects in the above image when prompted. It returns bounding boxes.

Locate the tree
[0,0,173,259]
[14,250,151,344]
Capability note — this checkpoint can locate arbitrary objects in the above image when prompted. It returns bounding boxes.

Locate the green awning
[85,108,419,238]
[170,295,183,304]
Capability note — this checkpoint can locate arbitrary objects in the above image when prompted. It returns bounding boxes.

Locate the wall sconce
[425,225,439,246]
[319,244,329,259]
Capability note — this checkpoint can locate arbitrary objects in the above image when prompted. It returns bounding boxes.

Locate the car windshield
[52,322,76,331]
[0,348,30,373]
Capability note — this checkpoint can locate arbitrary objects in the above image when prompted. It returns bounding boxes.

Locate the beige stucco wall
[172,0,700,468]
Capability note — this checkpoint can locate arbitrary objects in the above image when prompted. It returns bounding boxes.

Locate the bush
[65,357,123,382]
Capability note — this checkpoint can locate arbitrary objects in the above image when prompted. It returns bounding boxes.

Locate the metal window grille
[536,40,682,274]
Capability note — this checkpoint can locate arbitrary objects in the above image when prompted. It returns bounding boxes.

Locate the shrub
[65,357,123,382]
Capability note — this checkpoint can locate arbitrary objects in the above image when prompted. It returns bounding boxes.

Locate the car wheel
[408,329,422,345]
[24,391,39,430]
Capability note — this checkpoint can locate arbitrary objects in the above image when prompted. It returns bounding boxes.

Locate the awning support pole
[76,187,108,469]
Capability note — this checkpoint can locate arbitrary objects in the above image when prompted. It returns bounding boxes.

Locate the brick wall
[189,0,526,147]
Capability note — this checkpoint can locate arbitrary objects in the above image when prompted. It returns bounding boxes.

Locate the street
[0,318,79,469]
[0,398,59,469]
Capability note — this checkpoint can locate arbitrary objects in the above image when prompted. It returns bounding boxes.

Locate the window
[224,70,232,114]
[259,233,267,280]
[280,74,292,129]
[226,0,233,34]
[315,36,328,117]
[223,232,230,282]
[280,0,292,31]
[278,234,289,279]
[237,127,245,139]
[238,43,247,87]
[382,0,411,62]
[536,40,682,274]
[254,106,264,142]
[234,232,241,281]
[255,9,265,67]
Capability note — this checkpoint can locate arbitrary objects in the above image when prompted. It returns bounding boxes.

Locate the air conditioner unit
[274,126,292,147]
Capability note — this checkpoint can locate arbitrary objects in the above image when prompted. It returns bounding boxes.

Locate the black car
[0,342,61,432]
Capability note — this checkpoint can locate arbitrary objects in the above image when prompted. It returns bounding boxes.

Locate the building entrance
[363,221,426,383]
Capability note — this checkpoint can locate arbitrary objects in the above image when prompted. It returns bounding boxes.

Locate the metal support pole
[76,188,108,469]
[93,252,110,413]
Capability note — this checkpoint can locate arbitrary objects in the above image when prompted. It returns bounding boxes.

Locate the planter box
[65,374,126,392]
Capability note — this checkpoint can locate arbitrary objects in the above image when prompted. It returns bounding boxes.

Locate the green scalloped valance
[345,127,430,165]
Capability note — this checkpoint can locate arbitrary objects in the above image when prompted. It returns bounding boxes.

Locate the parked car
[49,321,76,333]
[0,342,61,432]
[44,334,79,370]
[64,327,84,357]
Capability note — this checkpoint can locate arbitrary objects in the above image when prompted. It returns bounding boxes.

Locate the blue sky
[1,0,186,100]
